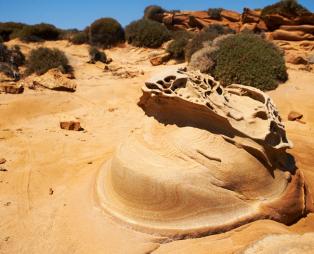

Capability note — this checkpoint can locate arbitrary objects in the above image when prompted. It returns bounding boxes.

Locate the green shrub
[210,33,288,90]
[125,19,171,48]
[26,47,70,75]
[167,31,192,59]
[88,47,107,64]
[144,5,166,20]
[185,24,235,61]
[207,8,223,20]
[71,32,89,45]
[18,23,61,42]
[261,0,310,18]
[89,18,124,48]
[0,22,27,41]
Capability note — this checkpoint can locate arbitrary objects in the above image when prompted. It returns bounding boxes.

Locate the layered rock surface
[96,68,312,238]
[152,9,314,41]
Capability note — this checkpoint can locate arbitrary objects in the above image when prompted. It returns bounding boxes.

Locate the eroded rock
[0,83,24,94]
[150,52,171,66]
[96,68,311,238]
[31,68,76,92]
[242,233,314,254]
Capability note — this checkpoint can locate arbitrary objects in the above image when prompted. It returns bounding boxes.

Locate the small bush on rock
[207,8,223,20]
[125,19,171,48]
[210,33,288,90]
[89,18,124,48]
[18,23,61,42]
[185,24,235,61]
[26,47,70,75]
[261,0,310,18]
[144,5,166,20]
[88,47,108,64]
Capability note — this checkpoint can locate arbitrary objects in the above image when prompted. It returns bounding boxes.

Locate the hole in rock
[254,111,268,120]
[146,83,160,90]
[164,75,176,83]
[216,87,223,95]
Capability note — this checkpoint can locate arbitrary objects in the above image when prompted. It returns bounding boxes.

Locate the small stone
[49,188,54,195]
[108,107,118,112]
[0,167,7,172]
[150,53,171,66]
[0,158,6,164]
[60,121,83,131]
[288,111,303,121]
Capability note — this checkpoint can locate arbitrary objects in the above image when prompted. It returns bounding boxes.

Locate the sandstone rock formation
[152,8,314,41]
[150,52,171,66]
[0,82,24,94]
[242,233,314,254]
[96,68,312,238]
[31,68,76,92]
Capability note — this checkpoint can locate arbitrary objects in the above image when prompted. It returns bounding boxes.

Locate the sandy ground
[0,40,313,253]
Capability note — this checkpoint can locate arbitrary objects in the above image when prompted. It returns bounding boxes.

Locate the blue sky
[0,0,313,29]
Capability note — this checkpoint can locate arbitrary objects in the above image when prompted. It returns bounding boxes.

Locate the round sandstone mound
[96,68,312,238]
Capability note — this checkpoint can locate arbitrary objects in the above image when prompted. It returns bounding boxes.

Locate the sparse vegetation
[167,31,192,59]
[209,33,288,90]
[88,47,108,64]
[0,22,27,41]
[185,24,235,61]
[144,5,166,21]
[71,32,89,45]
[0,43,25,80]
[18,23,61,42]
[59,29,80,41]
[89,18,124,48]
[125,19,171,48]
[261,0,310,18]
[207,8,223,20]
[26,47,71,75]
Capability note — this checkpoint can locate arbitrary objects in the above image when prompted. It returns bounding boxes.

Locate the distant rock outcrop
[96,68,312,238]
[150,8,314,41]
